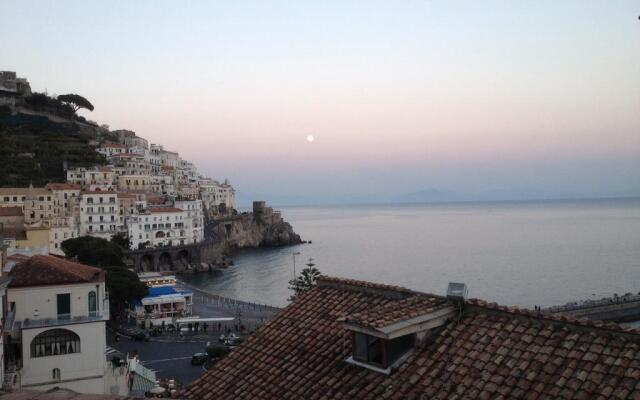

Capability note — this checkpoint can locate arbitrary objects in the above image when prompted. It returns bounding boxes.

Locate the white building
[174,199,204,244]
[79,191,120,239]
[48,222,79,256]
[127,207,195,250]
[199,179,237,211]
[150,174,175,196]
[160,149,180,169]
[45,183,81,219]
[108,154,150,176]
[131,285,193,326]
[96,143,126,158]
[66,167,116,191]
[4,255,109,393]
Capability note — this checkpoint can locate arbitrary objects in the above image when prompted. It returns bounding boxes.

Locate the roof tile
[183,277,640,400]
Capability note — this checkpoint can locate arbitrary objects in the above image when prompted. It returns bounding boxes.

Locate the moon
[306,135,315,142]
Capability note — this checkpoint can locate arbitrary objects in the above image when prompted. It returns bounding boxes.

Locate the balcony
[83,210,117,215]
[5,300,110,335]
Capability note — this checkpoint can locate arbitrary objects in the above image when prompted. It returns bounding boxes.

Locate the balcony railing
[7,300,110,333]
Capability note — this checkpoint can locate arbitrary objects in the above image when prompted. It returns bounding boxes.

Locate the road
[107,331,209,385]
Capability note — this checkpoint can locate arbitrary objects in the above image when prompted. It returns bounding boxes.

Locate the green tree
[61,236,124,267]
[111,232,131,250]
[102,265,148,314]
[288,258,321,300]
[57,94,94,113]
[206,344,230,359]
[61,236,147,314]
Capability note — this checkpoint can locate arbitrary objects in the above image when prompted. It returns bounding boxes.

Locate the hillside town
[3,39,640,399]
[0,99,236,258]
[0,71,247,397]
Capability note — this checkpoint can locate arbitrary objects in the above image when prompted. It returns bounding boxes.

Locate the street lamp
[292,252,301,279]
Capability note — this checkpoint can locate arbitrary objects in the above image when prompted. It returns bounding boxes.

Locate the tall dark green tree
[110,232,131,250]
[288,258,321,300]
[57,94,94,113]
[61,236,147,314]
[61,236,124,267]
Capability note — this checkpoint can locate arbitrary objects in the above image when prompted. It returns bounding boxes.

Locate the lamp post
[292,251,301,279]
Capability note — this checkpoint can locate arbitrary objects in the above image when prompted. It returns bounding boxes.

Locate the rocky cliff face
[211,213,302,249]
[261,221,302,246]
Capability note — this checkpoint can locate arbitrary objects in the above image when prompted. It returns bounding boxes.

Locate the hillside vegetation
[0,107,107,187]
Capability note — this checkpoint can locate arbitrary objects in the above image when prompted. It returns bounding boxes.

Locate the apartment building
[78,191,120,240]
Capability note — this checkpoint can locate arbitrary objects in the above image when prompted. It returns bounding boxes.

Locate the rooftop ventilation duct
[447,282,468,304]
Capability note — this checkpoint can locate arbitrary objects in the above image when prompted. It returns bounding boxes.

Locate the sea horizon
[237,194,640,211]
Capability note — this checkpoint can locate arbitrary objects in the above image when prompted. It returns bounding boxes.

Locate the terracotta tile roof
[0,206,24,216]
[9,255,105,287]
[342,294,449,330]
[146,195,165,204]
[45,183,81,190]
[184,276,640,400]
[149,207,183,213]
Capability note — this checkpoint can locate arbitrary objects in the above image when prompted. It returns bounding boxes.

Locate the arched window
[52,368,61,380]
[88,291,97,317]
[31,329,80,358]
[155,231,165,238]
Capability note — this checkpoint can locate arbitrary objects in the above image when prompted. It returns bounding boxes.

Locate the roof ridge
[317,276,419,300]
[467,298,640,339]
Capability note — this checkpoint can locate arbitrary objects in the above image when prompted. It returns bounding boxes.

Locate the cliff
[210,212,302,249]
[191,210,302,272]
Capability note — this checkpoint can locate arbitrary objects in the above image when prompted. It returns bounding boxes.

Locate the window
[57,294,71,319]
[31,329,80,358]
[353,333,382,365]
[52,368,61,380]
[88,291,97,317]
[352,332,415,369]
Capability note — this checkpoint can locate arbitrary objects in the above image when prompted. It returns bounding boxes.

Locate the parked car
[133,332,150,342]
[191,353,208,366]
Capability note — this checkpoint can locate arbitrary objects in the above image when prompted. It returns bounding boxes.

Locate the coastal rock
[261,222,302,246]
[210,210,302,249]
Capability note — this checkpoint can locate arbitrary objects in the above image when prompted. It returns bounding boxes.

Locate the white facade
[66,167,116,191]
[199,179,237,211]
[174,199,204,244]
[48,224,78,256]
[96,143,126,158]
[79,191,120,239]
[150,174,175,196]
[160,150,179,169]
[108,154,151,176]
[127,207,194,250]
[6,281,109,393]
